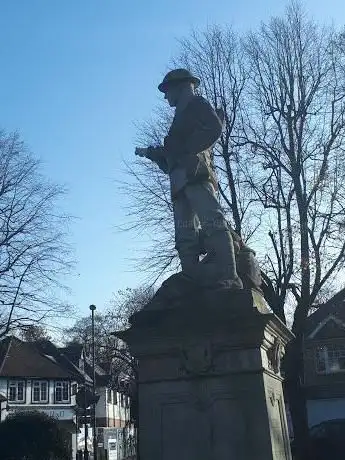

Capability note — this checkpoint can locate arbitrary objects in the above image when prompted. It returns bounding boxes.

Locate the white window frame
[54,381,70,403]
[8,380,26,403]
[32,380,49,403]
[315,344,345,374]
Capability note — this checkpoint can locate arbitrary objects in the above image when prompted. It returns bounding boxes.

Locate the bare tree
[0,131,73,337]
[63,286,153,369]
[18,324,51,342]
[239,3,345,455]
[109,285,155,328]
[63,313,116,369]
[118,156,176,283]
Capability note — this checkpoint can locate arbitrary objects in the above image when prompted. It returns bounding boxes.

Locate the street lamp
[89,304,97,460]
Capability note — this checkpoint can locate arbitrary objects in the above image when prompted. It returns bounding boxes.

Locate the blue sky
[0,0,344,324]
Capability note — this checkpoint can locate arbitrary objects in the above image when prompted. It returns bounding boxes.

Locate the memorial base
[117,289,293,460]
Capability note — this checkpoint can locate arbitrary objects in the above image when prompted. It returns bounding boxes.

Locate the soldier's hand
[135,147,148,157]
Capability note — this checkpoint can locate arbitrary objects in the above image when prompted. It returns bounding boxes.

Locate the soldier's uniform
[147,70,242,288]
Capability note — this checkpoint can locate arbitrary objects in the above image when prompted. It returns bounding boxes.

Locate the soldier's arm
[146,146,169,173]
[184,98,223,155]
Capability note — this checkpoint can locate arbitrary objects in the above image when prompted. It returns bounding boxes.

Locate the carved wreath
[180,341,213,376]
[266,337,283,374]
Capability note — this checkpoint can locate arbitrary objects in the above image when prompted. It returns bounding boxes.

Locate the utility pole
[83,379,89,460]
[84,421,89,460]
[90,304,98,460]
[82,346,89,460]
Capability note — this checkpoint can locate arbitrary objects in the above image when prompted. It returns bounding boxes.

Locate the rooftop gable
[0,337,77,379]
[305,300,345,336]
[35,340,91,383]
[58,343,84,366]
[307,314,345,340]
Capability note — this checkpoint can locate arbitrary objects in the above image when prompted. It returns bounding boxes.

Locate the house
[60,343,132,456]
[0,336,86,459]
[0,337,133,459]
[303,300,345,427]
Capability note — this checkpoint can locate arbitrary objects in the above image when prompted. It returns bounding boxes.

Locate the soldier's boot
[179,232,243,289]
[203,229,243,289]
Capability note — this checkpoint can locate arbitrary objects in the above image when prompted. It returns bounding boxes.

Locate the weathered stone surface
[134,280,269,314]
[116,289,293,460]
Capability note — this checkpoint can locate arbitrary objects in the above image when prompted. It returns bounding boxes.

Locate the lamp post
[89,304,97,460]
[83,376,89,460]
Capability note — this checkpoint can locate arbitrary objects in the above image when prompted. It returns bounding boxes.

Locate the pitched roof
[58,343,110,386]
[35,340,91,384]
[0,336,124,390]
[58,343,83,366]
[83,355,109,387]
[0,337,84,380]
[0,337,71,378]
[305,300,345,338]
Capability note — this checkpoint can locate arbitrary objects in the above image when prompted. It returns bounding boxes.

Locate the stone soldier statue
[136,69,243,289]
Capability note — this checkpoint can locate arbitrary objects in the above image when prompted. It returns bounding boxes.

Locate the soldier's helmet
[158,68,200,93]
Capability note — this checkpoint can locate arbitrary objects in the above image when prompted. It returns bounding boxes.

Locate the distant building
[0,336,85,458]
[0,336,132,459]
[303,300,345,427]
[60,342,132,456]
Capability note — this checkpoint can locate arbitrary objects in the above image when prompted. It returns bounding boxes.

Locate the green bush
[0,411,70,460]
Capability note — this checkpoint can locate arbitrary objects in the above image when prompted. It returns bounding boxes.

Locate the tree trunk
[284,336,310,459]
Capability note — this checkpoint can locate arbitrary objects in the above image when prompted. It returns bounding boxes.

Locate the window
[107,389,112,404]
[8,380,25,403]
[54,381,70,403]
[120,393,125,408]
[113,390,118,405]
[32,380,48,403]
[315,344,345,374]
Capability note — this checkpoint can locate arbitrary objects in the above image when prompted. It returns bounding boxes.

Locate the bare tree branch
[0,131,73,337]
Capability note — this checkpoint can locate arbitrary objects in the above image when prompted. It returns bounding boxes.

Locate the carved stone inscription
[269,394,291,460]
[161,387,247,460]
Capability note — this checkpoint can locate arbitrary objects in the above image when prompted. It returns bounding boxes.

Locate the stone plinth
[117,289,293,460]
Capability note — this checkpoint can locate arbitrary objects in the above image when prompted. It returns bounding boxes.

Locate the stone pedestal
[118,289,294,460]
